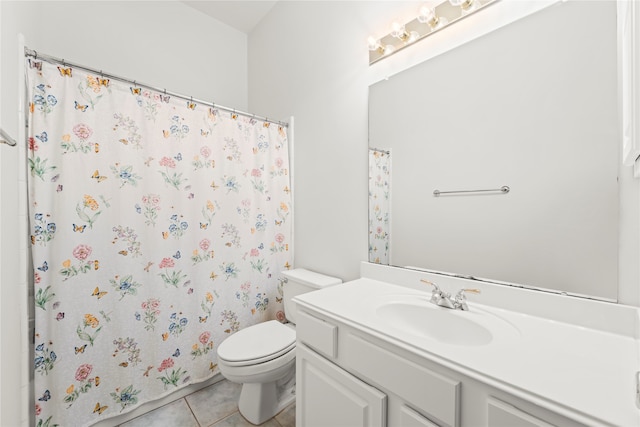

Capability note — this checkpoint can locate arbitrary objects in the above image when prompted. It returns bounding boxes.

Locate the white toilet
[216,268,342,425]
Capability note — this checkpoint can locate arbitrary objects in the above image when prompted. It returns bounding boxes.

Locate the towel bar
[433,186,510,196]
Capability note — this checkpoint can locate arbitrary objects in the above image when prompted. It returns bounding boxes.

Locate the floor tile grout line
[182,396,202,427]
[207,409,242,427]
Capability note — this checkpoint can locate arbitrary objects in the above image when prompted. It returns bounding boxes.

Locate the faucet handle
[454,288,481,301]
[421,279,448,305]
[420,279,440,291]
[453,288,480,311]
[456,288,481,297]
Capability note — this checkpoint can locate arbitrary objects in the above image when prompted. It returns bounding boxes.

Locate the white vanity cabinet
[296,309,459,427]
[295,307,588,427]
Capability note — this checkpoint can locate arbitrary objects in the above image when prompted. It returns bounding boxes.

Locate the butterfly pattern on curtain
[27,58,292,427]
[368,149,390,264]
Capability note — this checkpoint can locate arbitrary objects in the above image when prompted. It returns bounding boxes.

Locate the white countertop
[294,277,640,427]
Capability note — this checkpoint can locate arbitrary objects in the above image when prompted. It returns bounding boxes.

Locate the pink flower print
[35,404,42,416]
[29,137,38,152]
[377,226,383,234]
[251,169,261,177]
[159,157,176,168]
[159,257,175,269]
[150,195,160,207]
[199,331,211,345]
[75,364,93,382]
[72,244,92,260]
[250,248,259,257]
[158,357,174,372]
[274,157,283,168]
[200,146,211,158]
[34,272,41,284]
[276,311,286,323]
[73,123,93,140]
[199,239,211,251]
[275,233,285,244]
[241,199,251,208]
[149,298,160,309]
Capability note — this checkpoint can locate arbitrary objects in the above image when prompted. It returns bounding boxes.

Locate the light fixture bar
[369,0,499,65]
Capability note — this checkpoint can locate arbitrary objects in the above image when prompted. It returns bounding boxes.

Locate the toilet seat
[217,320,296,366]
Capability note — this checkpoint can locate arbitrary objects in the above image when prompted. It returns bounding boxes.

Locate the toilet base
[237,366,296,425]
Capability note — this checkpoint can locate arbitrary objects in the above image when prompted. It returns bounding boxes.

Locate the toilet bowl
[216,269,341,425]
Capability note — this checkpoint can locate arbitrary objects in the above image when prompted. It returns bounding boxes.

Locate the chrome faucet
[420,279,481,311]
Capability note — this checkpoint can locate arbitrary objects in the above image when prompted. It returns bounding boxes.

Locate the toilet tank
[281,268,341,324]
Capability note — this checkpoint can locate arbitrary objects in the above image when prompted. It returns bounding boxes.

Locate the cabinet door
[297,343,387,427]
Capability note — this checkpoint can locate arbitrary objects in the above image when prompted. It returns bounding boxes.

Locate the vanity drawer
[296,311,338,359]
[344,332,460,427]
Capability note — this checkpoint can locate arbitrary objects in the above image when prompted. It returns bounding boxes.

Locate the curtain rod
[0,128,17,146]
[24,48,289,128]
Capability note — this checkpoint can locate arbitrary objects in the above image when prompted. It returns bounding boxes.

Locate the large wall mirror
[368,0,619,301]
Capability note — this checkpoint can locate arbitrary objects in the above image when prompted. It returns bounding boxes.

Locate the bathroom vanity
[293,263,640,427]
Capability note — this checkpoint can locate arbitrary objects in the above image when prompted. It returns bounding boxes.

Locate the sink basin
[374,296,520,346]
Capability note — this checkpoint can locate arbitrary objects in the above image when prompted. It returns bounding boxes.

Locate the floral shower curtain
[368,149,390,264]
[27,58,292,427]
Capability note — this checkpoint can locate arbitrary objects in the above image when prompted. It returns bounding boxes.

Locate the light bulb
[383,45,395,56]
[367,36,381,52]
[418,5,449,30]
[449,0,481,15]
[417,5,436,24]
[390,21,406,39]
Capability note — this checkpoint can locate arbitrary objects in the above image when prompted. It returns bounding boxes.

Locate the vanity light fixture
[368,0,498,65]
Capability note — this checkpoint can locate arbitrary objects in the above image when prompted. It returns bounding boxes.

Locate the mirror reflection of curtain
[368,149,390,264]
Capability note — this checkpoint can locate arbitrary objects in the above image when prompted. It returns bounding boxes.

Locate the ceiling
[182,1,278,34]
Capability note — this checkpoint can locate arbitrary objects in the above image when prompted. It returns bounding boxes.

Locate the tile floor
[118,379,295,427]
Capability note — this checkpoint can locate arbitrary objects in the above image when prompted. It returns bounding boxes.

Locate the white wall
[0,2,248,425]
[248,0,640,304]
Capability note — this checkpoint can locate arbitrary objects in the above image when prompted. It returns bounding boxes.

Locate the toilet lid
[217,320,296,365]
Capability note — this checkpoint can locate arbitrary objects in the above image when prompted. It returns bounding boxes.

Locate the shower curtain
[368,149,390,264]
[27,58,292,427]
